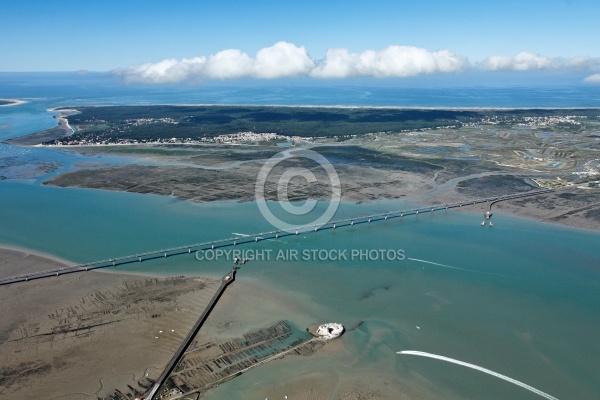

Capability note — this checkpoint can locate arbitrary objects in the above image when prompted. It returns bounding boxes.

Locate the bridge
[0,189,553,286]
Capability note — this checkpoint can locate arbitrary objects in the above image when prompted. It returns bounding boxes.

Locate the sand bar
[0,99,26,107]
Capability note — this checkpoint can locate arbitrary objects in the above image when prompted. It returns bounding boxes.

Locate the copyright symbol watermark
[255,149,341,233]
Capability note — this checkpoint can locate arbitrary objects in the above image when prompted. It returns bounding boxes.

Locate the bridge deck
[0,189,553,286]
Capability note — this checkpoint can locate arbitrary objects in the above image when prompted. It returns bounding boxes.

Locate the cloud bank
[583,73,600,84]
[113,42,468,83]
[310,46,469,78]
[479,51,600,73]
[112,43,600,84]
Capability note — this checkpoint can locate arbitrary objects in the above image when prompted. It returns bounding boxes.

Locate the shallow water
[1,75,599,398]
[1,180,598,399]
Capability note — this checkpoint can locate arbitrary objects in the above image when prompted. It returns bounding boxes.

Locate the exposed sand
[0,248,341,399]
[0,99,26,107]
[0,247,223,399]
[0,245,74,278]
[0,247,416,400]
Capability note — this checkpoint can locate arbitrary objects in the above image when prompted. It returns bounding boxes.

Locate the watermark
[195,248,405,262]
[255,149,341,233]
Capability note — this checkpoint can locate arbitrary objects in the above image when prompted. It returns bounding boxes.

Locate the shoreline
[54,103,600,111]
[0,243,74,266]
[0,98,27,107]
[0,243,218,281]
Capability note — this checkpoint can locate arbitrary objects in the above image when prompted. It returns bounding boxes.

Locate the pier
[144,268,236,400]
[0,189,553,286]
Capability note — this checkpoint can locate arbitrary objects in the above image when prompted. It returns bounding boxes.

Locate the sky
[1,0,600,84]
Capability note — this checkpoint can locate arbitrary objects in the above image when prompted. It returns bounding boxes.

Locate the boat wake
[397,350,559,400]
[408,257,468,271]
[406,257,521,280]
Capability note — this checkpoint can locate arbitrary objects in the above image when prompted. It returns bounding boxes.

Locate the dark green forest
[56,105,599,143]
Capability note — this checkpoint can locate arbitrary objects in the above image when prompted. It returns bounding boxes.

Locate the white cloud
[583,73,600,84]
[480,52,552,71]
[567,56,600,70]
[312,46,469,78]
[203,49,253,80]
[480,52,600,72]
[113,44,600,83]
[114,42,468,83]
[115,42,313,83]
[253,41,315,78]
[114,57,207,84]
[310,48,360,78]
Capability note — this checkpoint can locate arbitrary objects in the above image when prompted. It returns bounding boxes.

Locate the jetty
[143,268,236,400]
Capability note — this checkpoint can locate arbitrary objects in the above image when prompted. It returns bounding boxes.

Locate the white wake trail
[397,350,559,400]
[407,257,484,274]
[407,257,466,271]
[406,257,519,280]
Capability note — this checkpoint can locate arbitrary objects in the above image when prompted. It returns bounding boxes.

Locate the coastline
[0,98,26,107]
[55,102,600,111]
[0,243,74,265]
[1,204,598,399]
[0,244,73,279]
[0,242,337,399]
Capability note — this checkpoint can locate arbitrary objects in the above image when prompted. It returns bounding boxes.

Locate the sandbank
[0,249,223,399]
[0,244,73,278]
[0,246,344,399]
[0,99,26,107]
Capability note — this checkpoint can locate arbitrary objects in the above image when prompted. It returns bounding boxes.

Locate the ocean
[1,72,599,399]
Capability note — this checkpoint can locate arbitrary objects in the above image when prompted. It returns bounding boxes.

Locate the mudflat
[0,247,221,399]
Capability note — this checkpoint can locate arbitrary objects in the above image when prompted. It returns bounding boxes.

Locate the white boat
[489,222,494,227]
[481,221,485,226]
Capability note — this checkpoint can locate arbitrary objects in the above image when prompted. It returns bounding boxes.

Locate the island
[5,104,597,230]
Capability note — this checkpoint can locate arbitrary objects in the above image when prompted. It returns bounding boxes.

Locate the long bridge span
[0,189,553,286]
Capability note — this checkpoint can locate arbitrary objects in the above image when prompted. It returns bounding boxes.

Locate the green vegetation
[48,105,600,145]
[58,105,483,142]
[312,145,443,173]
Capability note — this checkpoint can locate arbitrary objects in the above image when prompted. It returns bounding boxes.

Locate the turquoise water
[1,180,599,399]
[1,75,600,398]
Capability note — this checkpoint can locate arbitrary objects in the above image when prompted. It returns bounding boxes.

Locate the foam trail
[407,257,480,273]
[407,257,516,279]
[397,350,559,400]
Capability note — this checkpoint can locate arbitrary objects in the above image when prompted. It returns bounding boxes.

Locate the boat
[481,221,485,226]
[489,222,494,227]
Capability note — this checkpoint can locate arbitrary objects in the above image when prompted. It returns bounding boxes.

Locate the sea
[1,72,599,399]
